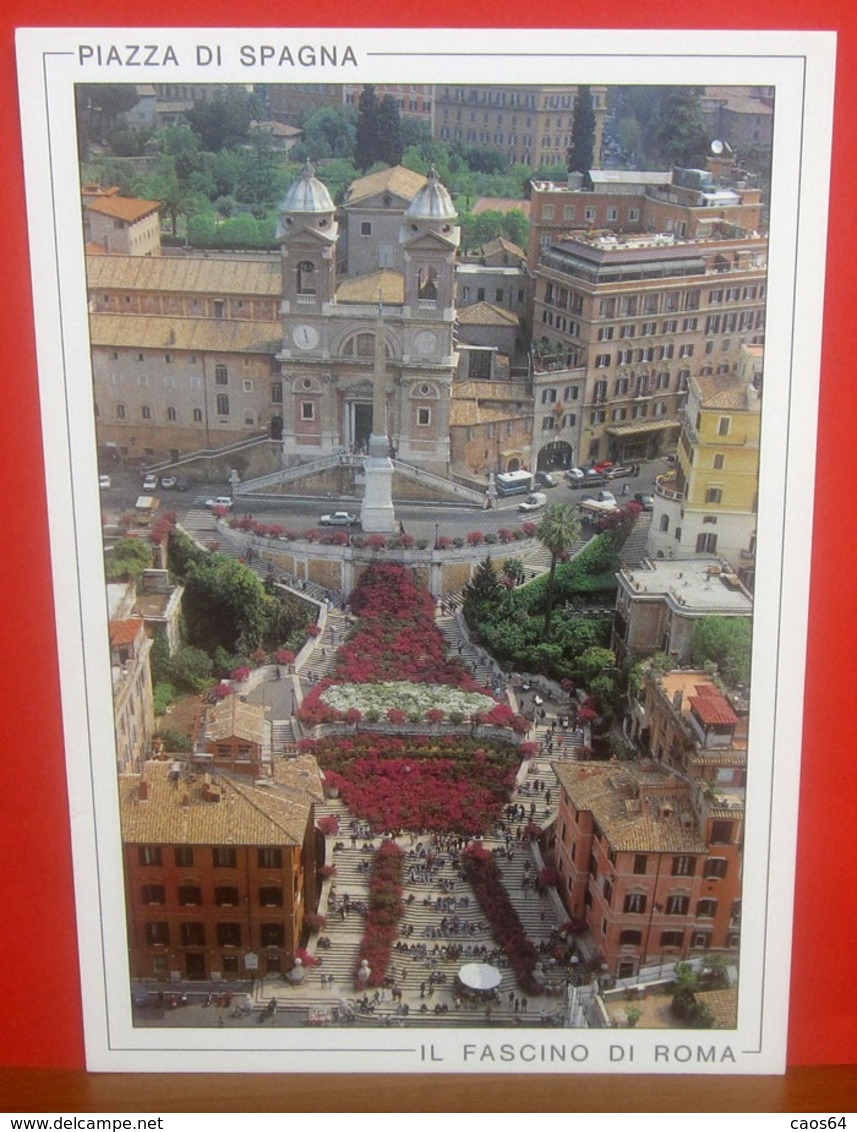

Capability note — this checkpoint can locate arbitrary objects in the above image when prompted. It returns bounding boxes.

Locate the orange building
[552,667,745,981]
[120,756,323,984]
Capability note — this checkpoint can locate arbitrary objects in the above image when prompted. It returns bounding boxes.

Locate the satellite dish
[711,139,724,155]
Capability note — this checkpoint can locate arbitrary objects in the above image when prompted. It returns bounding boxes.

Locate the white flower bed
[320,681,496,718]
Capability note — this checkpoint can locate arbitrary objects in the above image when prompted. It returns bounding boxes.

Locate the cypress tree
[568,85,596,174]
[376,95,404,167]
[355,84,381,171]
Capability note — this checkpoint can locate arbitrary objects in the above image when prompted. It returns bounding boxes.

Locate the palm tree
[537,502,582,640]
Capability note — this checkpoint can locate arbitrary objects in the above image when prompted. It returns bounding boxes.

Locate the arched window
[116,403,126,420]
[141,405,151,420]
[297,261,316,296]
[167,406,177,421]
[659,514,670,533]
[418,266,438,300]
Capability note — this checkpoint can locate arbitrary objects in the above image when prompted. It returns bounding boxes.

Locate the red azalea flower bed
[355,841,405,988]
[461,845,542,994]
[303,734,520,835]
[333,563,481,689]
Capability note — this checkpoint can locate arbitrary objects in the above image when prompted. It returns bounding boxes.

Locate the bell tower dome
[277,160,338,311]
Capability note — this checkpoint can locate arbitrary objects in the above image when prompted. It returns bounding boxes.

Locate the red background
[0,0,853,1073]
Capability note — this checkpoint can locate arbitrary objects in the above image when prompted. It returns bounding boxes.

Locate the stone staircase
[263,792,571,1027]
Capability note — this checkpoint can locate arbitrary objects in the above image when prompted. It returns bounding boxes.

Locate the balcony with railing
[654,471,685,502]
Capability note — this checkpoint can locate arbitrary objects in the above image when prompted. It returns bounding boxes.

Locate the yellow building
[649,343,761,587]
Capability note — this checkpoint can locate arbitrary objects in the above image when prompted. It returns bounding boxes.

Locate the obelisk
[360,304,396,532]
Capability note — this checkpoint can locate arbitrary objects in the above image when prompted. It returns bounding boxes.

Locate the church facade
[275,162,460,471]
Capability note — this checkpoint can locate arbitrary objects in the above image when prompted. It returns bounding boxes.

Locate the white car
[141,473,158,492]
[160,475,177,490]
[319,511,357,526]
[518,492,547,513]
[205,496,233,510]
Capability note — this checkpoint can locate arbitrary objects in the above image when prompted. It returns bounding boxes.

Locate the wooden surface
[0,1064,855,1112]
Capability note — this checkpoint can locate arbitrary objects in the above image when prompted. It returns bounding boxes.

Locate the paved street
[101,458,665,547]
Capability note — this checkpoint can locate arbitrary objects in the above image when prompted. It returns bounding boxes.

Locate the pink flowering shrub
[306,733,519,835]
[331,563,479,689]
[462,845,541,993]
[355,841,405,988]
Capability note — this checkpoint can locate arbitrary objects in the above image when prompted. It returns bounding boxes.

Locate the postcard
[14,26,835,1074]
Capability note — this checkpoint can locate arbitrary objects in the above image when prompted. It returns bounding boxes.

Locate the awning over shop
[605,419,680,437]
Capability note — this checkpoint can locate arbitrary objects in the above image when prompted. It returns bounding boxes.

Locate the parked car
[174,476,190,492]
[580,471,608,487]
[566,467,586,482]
[634,493,654,511]
[535,471,559,488]
[518,492,547,513]
[98,474,111,490]
[319,511,358,526]
[604,464,635,480]
[141,473,158,492]
[205,496,233,510]
[160,475,177,490]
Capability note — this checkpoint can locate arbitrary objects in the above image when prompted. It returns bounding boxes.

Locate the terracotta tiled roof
[335,269,404,304]
[477,236,526,260]
[342,165,427,206]
[89,313,282,355]
[695,987,739,1028]
[553,760,706,854]
[694,373,756,411]
[205,696,267,746]
[272,754,326,803]
[251,119,302,138]
[109,618,145,646]
[689,689,739,726]
[85,196,162,223]
[470,197,531,217]
[86,254,281,296]
[119,760,314,847]
[457,301,518,328]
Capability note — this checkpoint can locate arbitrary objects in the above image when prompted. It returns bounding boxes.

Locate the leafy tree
[182,553,274,653]
[186,88,257,151]
[154,726,193,753]
[355,85,382,171]
[168,645,214,692]
[690,616,752,687]
[145,170,205,236]
[105,537,151,581]
[153,681,177,716]
[537,503,582,639]
[575,645,617,686]
[376,96,404,167]
[459,208,529,254]
[651,87,709,168]
[463,556,502,609]
[155,124,203,183]
[236,131,285,206]
[296,105,357,160]
[701,953,731,989]
[76,84,139,151]
[568,85,595,174]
